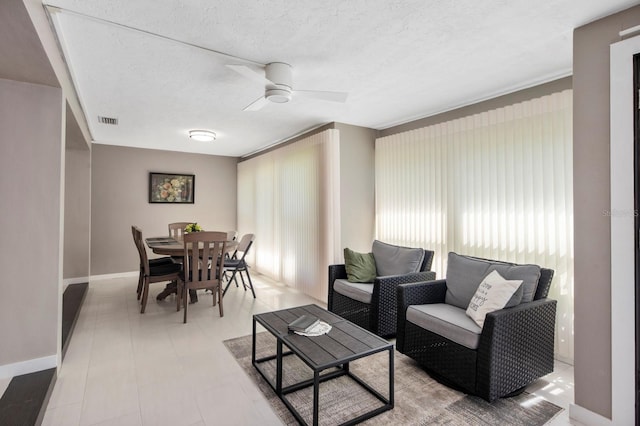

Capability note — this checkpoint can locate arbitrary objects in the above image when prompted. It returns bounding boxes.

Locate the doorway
[635,52,640,426]
[610,34,640,426]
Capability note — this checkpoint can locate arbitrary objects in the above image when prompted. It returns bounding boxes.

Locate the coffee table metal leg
[276,339,283,394]
[252,318,256,365]
[389,346,394,407]
[313,370,320,426]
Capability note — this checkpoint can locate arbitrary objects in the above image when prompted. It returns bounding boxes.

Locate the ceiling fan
[227,62,348,111]
[45,6,348,111]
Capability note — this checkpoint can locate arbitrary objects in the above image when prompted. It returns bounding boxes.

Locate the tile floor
[33,274,578,425]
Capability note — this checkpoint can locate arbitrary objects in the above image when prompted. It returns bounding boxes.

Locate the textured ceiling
[44,0,639,157]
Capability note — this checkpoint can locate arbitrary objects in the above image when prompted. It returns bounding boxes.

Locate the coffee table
[252,304,393,426]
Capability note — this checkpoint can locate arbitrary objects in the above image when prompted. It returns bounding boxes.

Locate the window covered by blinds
[237,129,340,302]
[375,90,574,362]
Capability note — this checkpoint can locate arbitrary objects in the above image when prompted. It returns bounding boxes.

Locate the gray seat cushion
[372,240,425,276]
[407,303,482,349]
[333,279,373,304]
[444,252,540,309]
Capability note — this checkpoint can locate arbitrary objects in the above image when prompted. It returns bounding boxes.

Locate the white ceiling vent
[98,116,118,125]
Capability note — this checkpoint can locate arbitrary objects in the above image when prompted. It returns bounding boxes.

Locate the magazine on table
[288,315,320,333]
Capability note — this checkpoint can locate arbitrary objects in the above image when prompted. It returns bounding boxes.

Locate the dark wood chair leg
[140,281,149,313]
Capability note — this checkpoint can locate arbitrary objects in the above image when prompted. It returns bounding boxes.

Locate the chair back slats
[183,231,227,290]
[168,222,192,241]
[180,231,227,321]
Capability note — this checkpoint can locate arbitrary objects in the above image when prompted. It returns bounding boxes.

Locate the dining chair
[131,225,175,300]
[222,233,256,298]
[165,222,193,290]
[132,226,182,313]
[177,231,227,323]
[168,222,192,241]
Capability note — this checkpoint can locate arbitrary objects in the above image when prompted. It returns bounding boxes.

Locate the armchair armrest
[327,264,347,311]
[397,279,447,309]
[374,271,437,305]
[371,271,436,337]
[395,279,446,351]
[476,298,557,401]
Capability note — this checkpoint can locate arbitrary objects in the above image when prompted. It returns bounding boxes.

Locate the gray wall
[573,5,640,419]
[334,123,377,253]
[64,102,91,281]
[64,147,91,280]
[0,77,62,371]
[91,144,238,275]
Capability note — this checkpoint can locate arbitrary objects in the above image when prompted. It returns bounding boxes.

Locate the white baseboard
[63,276,90,289]
[89,271,138,281]
[570,403,612,426]
[0,355,57,380]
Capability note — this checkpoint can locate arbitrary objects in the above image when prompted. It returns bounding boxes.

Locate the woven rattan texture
[534,268,554,300]
[477,299,557,400]
[328,250,436,337]
[331,292,371,330]
[396,280,447,352]
[396,268,557,402]
[403,321,478,393]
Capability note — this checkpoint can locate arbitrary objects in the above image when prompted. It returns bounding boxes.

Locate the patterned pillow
[466,270,523,327]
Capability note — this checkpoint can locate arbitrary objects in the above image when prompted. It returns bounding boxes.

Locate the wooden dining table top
[146,236,237,257]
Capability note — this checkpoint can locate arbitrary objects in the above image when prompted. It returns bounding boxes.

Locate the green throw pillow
[344,248,377,283]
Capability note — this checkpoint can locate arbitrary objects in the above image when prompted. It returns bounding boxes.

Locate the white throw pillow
[466,270,523,328]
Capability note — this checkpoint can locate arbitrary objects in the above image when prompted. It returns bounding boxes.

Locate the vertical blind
[375,90,574,362]
[237,129,340,302]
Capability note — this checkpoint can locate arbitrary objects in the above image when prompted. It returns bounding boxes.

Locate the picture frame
[149,172,195,204]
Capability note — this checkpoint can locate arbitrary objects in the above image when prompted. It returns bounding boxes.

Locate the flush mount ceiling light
[188,130,216,142]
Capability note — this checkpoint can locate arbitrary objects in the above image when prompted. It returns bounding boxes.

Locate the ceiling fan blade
[295,90,348,103]
[227,64,267,84]
[243,96,270,111]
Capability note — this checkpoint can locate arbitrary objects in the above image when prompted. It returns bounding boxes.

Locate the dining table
[146,236,237,257]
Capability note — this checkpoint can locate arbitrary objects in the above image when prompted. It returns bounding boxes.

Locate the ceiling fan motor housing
[265,62,293,103]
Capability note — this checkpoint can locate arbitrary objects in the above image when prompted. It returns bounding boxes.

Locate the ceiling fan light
[189,130,216,142]
[266,88,292,103]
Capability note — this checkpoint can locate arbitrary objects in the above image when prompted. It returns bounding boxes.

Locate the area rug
[223,332,563,425]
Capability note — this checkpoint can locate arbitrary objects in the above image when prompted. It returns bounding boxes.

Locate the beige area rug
[224,332,563,425]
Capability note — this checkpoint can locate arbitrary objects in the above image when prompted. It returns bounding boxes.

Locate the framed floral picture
[149,172,195,203]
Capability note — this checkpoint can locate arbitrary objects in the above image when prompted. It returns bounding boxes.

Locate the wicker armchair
[396,256,556,402]
[328,243,435,338]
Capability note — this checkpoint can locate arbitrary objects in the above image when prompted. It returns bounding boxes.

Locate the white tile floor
[35,274,578,425]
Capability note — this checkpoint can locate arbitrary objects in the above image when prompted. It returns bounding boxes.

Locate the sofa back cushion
[372,240,425,277]
[445,252,541,309]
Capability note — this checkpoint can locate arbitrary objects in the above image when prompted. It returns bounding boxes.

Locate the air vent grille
[97,116,118,125]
